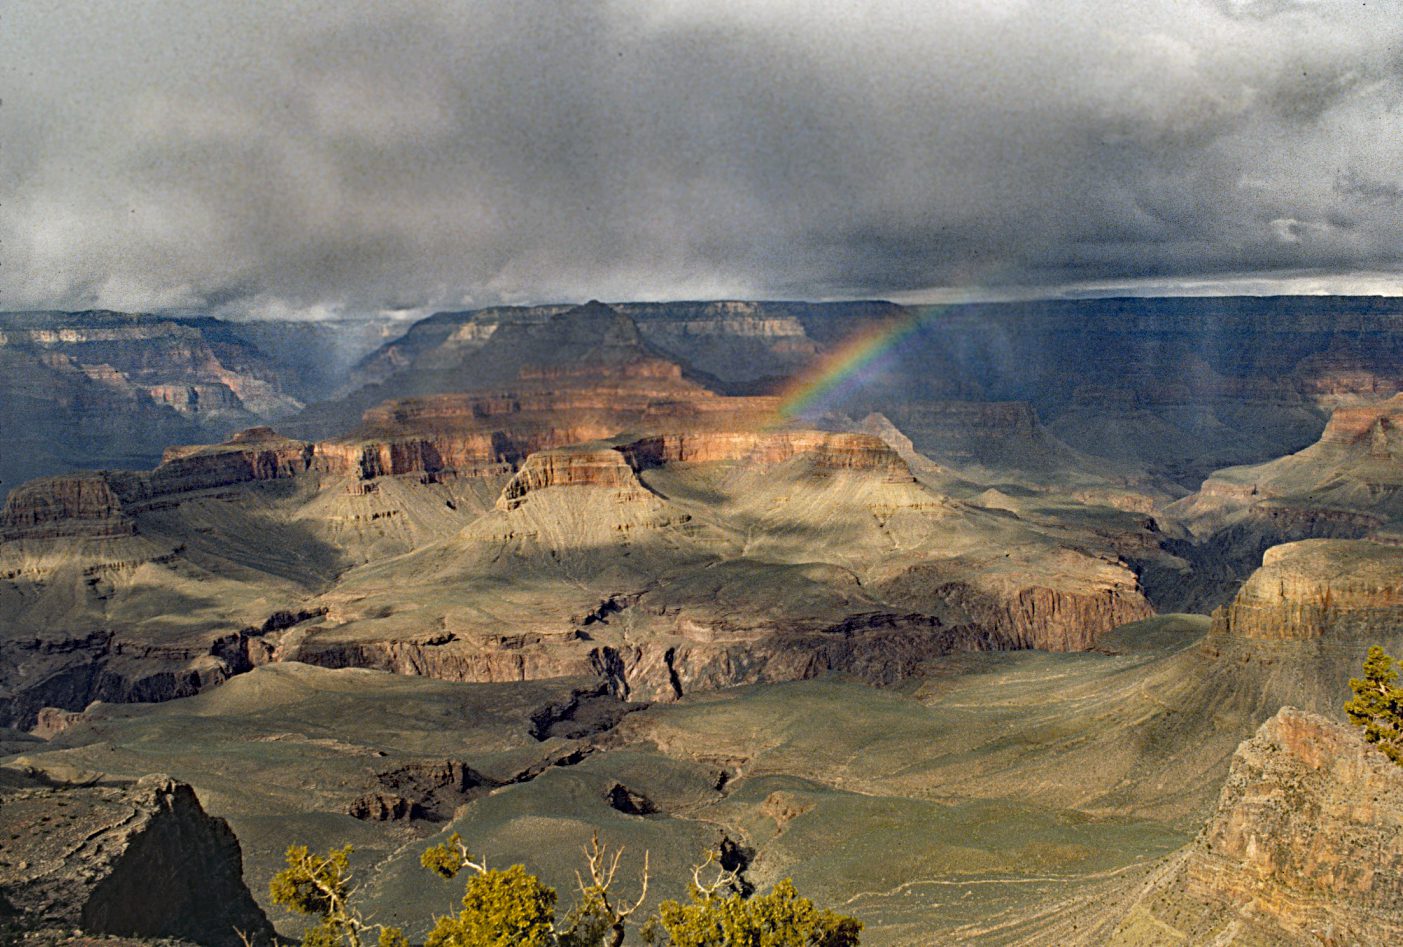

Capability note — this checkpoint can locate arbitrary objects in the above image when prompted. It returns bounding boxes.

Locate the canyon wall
[1210,540,1403,642]
[1107,707,1403,946]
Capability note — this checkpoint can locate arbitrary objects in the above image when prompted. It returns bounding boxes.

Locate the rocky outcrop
[0,428,320,537]
[948,581,1153,653]
[870,547,1153,653]
[608,616,1003,701]
[281,634,600,687]
[154,427,316,492]
[340,300,902,403]
[0,474,136,540]
[348,759,499,822]
[0,768,275,946]
[1317,393,1403,446]
[281,615,1002,704]
[1210,540,1403,642]
[619,430,912,479]
[1153,395,1403,612]
[1106,708,1403,945]
[499,447,650,509]
[879,399,1154,500]
[312,363,781,481]
[0,310,356,501]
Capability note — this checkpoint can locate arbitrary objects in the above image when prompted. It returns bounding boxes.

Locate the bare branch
[691,849,740,899]
[572,832,652,946]
[456,834,488,874]
[617,849,650,919]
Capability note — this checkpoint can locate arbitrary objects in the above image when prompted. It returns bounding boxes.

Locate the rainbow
[770,306,934,426]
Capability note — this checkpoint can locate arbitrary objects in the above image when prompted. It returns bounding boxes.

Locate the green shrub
[270,834,860,946]
[1346,644,1403,765]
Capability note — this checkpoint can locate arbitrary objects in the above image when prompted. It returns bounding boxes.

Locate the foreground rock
[1105,707,1403,945]
[0,767,275,946]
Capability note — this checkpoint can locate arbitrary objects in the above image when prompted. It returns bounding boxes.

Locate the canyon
[3,297,1403,945]
[0,311,398,501]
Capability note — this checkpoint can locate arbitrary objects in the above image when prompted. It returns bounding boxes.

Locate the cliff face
[949,581,1152,653]
[0,315,1156,723]
[618,430,912,478]
[878,399,1157,503]
[0,768,275,946]
[342,300,901,401]
[321,360,782,478]
[871,550,1153,653]
[0,311,402,502]
[1146,396,1403,614]
[0,429,320,540]
[1317,393,1403,446]
[0,474,136,540]
[1210,540,1403,642]
[1107,707,1403,946]
[914,296,1403,484]
[499,447,649,509]
[0,608,321,730]
[1180,395,1403,535]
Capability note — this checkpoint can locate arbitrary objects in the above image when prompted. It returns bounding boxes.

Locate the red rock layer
[1317,392,1403,445]
[331,369,781,478]
[619,430,913,479]
[499,448,647,509]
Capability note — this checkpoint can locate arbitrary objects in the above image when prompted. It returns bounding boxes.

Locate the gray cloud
[2,0,1402,317]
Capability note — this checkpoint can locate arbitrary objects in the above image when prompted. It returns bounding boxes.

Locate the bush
[647,878,860,946]
[425,864,558,947]
[269,834,859,946]
[268,844,408,947]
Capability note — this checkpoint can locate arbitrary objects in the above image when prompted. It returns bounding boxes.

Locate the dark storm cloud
[2,0,1402,316]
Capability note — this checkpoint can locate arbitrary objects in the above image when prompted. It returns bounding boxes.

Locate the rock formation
[0,371,1155,718]
[1104,707,1403,945]
[1210,539,1403,642]
[1177,394,1403,540]
[1141,396,1403,613]
[0,303,1163,727]
[0,767,275,946]
[0,473,137,540]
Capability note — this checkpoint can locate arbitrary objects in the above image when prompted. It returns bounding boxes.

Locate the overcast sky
[3,0,1402,318]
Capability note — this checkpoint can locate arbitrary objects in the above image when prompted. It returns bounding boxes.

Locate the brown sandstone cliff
[1209,539,1403,642]
[0,474,136,540]
[499,446,651,510]
[1106,707,1403,946]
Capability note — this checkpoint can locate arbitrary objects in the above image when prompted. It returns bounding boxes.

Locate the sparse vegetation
[642,850,861,947]
[268,844,409,947]
[1346,645,1403,765]
[271,834,859,946]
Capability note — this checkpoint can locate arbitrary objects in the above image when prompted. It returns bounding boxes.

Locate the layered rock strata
[0,474,137,540]
[1209,539,1403,642]
[1106,708,1403,945]
[1,362,1153,718]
